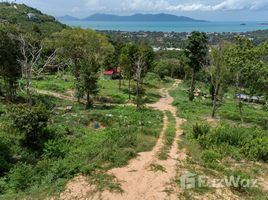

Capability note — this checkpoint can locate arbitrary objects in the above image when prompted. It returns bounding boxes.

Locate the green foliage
[185,31,209,101]
[0,23,22,101]
[201,150,222,169]
[0,140,11,176]
[224,170,251,193]
[0,100,163,198]
[8,104,50,150]
[193,124,268,162]
[154,58,186,79]
[0,2,65,36]
[241,137,268,162]
[192,123,210,139]
[6,163,34,193]
[44,28,113,107]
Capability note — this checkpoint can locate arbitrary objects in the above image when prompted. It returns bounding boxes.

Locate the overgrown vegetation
[171,82,268,199]
[0,2,65,36]
[0,98,163,199]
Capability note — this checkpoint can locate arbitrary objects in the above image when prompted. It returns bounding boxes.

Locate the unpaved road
[60,80,186,200]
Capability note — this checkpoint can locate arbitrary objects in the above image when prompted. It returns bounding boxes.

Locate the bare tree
[17,34,59,105]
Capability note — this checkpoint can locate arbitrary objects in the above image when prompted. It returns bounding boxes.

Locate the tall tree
[44,28,113,107]
[120,43,138,101]
[225,37,258,123]
[207,42,231,118]
[0,23,21,101]
[134,45,154,110]
[185,31,208,101]
[120,43,154,109]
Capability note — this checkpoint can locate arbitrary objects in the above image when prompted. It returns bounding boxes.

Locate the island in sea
[57,13,207,22]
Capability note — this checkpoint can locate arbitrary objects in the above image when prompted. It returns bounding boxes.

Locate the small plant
[192,123,210,139]
[225,170,251,193]
[201,150,222,169]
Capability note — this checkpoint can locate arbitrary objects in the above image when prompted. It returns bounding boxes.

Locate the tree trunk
[26,66,32,106]
[86,91,92,109]
[189,69,195,101]
[128,78,131,101]
[235,73,244,124]
[136,80,140,110]
[212,85,219,118]
[119,71,122,90]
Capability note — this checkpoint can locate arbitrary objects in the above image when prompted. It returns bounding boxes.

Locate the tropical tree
[0,23,21,101]
[207,42,231,118]
[225,37,258,123]
[120,43,154,109]
[120,43,138,101]
[44,28,113,107]
[185,31,209,101]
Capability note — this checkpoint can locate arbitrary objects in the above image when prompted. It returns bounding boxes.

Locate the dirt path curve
[61,80,186,200]
[33,89,77,102]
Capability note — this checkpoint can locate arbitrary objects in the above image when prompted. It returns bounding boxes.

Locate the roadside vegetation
[171,82,268,199]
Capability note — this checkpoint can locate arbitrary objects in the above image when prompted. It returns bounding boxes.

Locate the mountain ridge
[58,13,207,22]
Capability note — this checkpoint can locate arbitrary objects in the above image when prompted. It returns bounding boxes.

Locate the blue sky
[15,0,268,21]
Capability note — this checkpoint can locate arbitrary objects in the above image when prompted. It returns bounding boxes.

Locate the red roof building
[103,67,122,80]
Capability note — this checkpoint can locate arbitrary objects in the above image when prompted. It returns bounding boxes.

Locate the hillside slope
[0,2,66,35]
[83,13,206,22]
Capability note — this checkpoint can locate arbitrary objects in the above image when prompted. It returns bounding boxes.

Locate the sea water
[59,20,268,32]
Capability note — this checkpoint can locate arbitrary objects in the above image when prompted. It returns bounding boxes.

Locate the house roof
[103,67,121,75]
[103,70,114,75]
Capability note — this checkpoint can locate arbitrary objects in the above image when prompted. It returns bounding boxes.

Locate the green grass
[0,93,163,199]
[158,111,176,160]
[31,72,174,104]
[170,81,268,198]
[31,74,75,93]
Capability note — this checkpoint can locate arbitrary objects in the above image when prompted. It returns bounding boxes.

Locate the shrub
[8,104,50,150]
[201,150,221,163]
[242,137,268,162]
[201,150,222,169]
[42,140,67,158]
[0,140,11,176]
[192,123,210,139]
[6,163,34,192]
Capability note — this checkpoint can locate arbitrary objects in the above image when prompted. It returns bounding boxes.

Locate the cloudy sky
[16,0,268,21]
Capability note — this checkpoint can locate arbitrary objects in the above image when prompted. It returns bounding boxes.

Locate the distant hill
[57,15,79,21]
[0,2,66,35]
[81,13,206,22]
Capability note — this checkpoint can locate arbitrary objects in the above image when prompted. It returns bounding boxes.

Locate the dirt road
[61,80,186,200]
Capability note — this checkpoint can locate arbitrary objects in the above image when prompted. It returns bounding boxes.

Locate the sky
[15,0,268,21]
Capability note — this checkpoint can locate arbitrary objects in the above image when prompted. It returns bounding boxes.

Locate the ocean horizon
[59,20,268,33]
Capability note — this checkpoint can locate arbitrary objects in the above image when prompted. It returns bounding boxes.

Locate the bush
[0,140,11,176]
[242,137,268,162]
[201,150,221,163]
[8,104,51,150]
[192,123,210,139]
[6,163,34,192]
[42,140,67,158]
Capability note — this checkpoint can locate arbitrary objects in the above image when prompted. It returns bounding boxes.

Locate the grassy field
[31,72,174,104]
[171,81,268,199]
[0,89,163,199]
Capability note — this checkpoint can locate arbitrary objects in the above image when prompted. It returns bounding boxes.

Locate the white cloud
[167,0,268,11]
[82,0,268,12]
